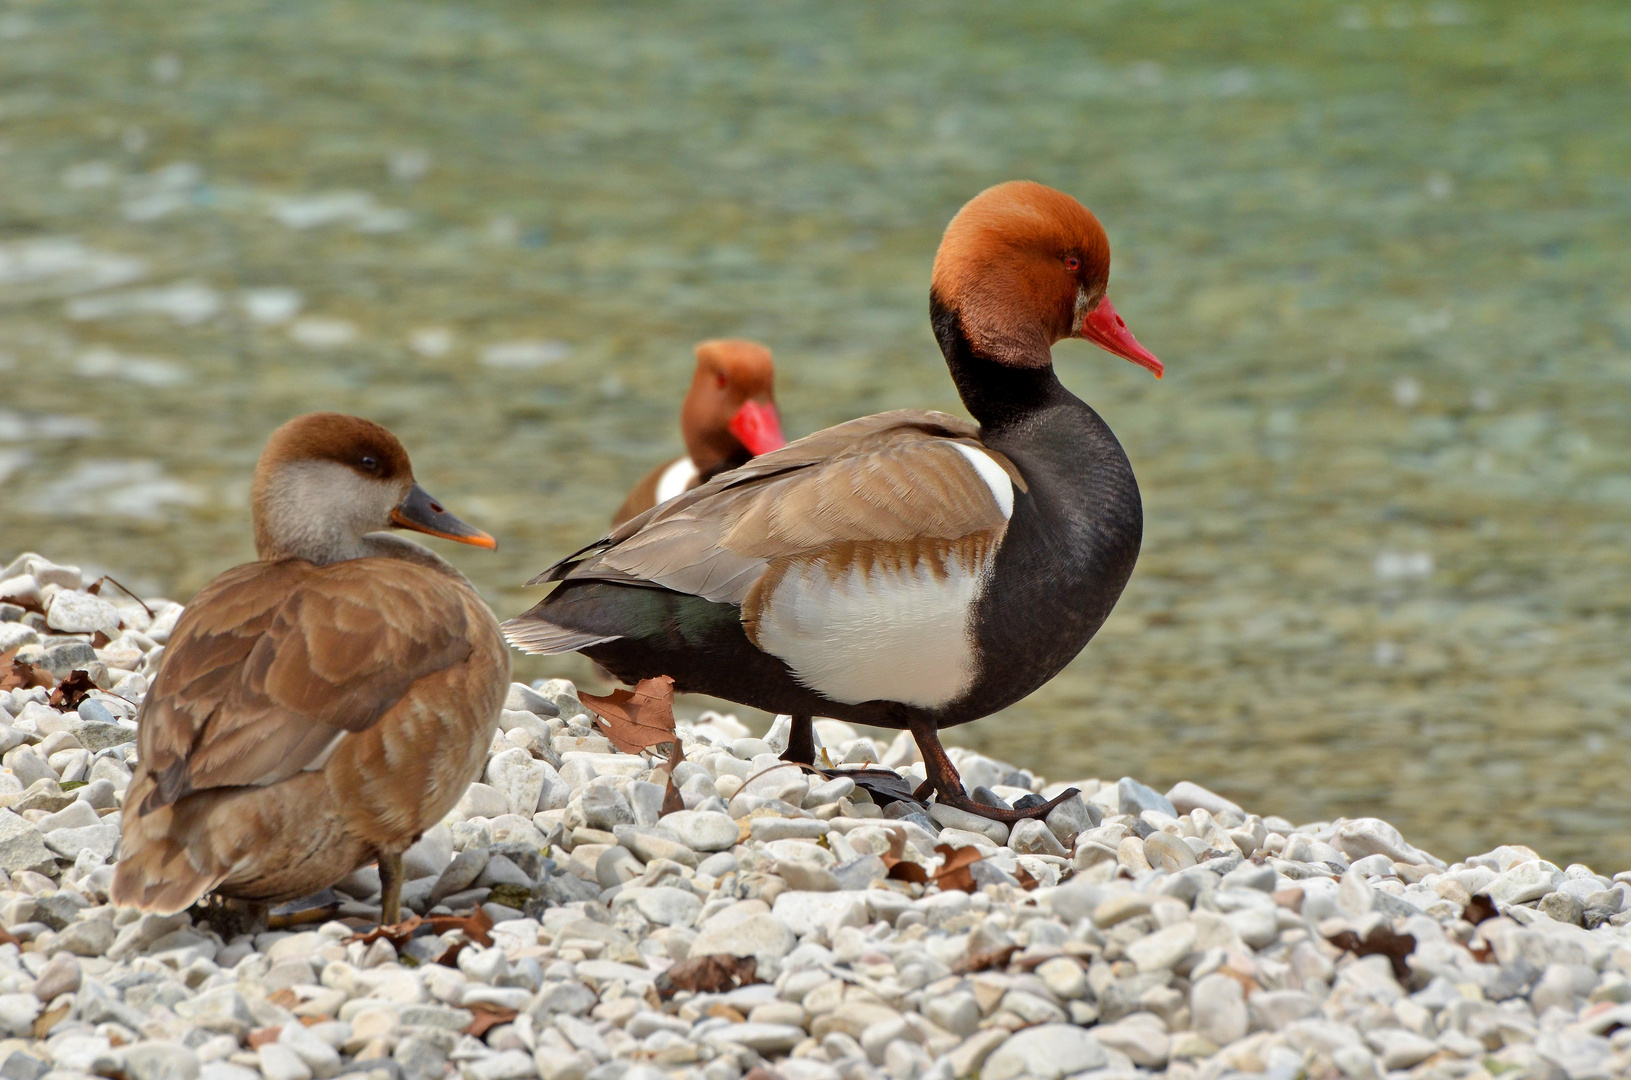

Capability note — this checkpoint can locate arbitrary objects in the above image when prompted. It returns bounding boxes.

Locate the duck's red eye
[716,373,728,389]
[1065,256,1081,271]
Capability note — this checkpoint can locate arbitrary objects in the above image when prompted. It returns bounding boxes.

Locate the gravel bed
[2,552,1630,1080]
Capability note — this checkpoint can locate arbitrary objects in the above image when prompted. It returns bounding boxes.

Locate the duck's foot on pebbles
[908,713,1077,821]
[266,887,342,929]
[922,782,1082,823]
[188,893,268,938]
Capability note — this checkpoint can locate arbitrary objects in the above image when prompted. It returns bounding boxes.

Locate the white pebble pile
[2,551,1630,1080]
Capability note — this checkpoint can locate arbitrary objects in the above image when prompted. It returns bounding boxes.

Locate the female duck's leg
[378,850,404,926]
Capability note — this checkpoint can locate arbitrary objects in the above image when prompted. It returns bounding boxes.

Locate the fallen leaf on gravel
[662,771,686,815]
[881,826,929,884]
[656,954,759,998]
[932,843,986,893]
[954,943,1020,974]
[247,1027,282,1049]
[581,675,682,758]
[1013,865,1041,891]
[49,669,97,710]
[1462,893,1498,926]
[0,652,53,693]
[345,905,495,958]
[33,1002,69,1039]
[1327,924,1417,981]
[463,1003,518,1038]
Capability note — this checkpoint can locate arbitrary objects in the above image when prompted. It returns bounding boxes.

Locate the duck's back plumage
[114,548,507,914]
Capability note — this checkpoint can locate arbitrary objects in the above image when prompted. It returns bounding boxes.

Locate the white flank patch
[952,443,1013,519]
[654,457,700,505]
[754,554,985,709]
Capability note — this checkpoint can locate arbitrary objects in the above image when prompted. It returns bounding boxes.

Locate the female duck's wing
[509,410,1026,708]
[136,559,474,813]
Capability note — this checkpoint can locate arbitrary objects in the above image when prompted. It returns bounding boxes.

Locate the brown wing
[543,410,1027,606]
[137,558,473,811]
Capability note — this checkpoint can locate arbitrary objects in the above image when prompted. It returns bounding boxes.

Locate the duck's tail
[110,773,230,915]
[501,612,619,656]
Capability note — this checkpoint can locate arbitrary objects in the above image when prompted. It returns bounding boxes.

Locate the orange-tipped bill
[729,399,787,456]
[390,484,497,549]
[1083,298,1163,378]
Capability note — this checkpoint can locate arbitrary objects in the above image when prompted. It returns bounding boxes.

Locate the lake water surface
[2,1,1628,866]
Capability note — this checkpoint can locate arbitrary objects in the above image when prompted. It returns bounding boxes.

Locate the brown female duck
[112,413,508,923]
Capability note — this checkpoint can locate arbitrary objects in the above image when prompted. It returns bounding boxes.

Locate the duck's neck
[932,301,1072,432]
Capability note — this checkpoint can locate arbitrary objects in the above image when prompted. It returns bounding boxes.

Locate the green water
[2,0,1628,868]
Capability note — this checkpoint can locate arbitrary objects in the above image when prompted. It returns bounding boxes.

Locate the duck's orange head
[930,180,1161,377]
[682,339,786,463]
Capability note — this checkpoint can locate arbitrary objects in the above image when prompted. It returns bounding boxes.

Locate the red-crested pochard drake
[111,413,509,923]
[504,181,1161,822]
[611,339,786,527]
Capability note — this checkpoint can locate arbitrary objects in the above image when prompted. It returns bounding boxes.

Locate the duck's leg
[378,850,404,926]
[779,714,815,766]
[906,714,1078,823]
[194,895,268,939]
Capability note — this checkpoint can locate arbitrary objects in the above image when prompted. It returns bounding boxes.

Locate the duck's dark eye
[360,455,380,473]
[1065,255,1081,271]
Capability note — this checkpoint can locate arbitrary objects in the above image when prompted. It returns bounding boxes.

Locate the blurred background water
[2,0,1628,867]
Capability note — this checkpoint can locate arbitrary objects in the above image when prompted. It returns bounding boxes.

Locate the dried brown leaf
[33,1001,70,1039]
[1327,925,1417,982]
[463,1003,518,1038]
[932,843,986,893]
[344,905,495,955]
[662,772,686,816]
[885,859,929,885]
[1462,893,1497,926]
[0,653,53,693]
[879,825,928,884]
[953,943,1020,974]
[580,675,681,757]
[50,670,97,711]
[656,954,759,998]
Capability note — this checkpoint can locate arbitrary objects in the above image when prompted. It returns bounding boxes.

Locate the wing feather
[137,559,473,811]
[545,409,1023,608]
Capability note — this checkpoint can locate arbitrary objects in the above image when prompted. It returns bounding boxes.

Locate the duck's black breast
[938,390,1143,727]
